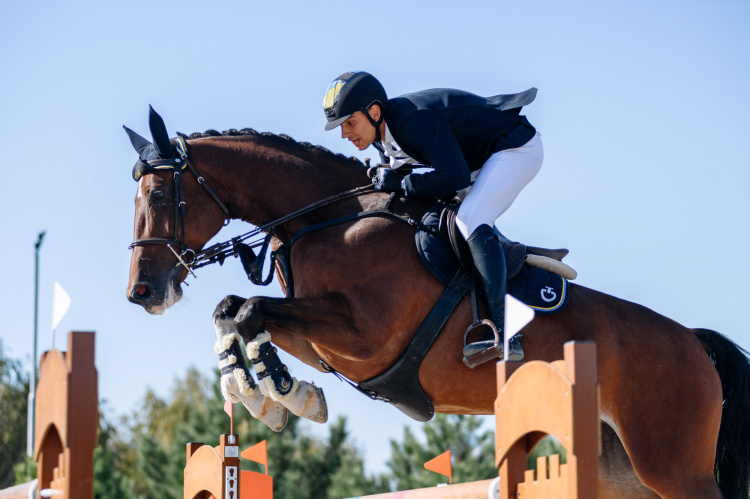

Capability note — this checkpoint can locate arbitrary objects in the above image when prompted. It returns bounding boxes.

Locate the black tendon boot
[251,341,295,397]
[463,224,524,366]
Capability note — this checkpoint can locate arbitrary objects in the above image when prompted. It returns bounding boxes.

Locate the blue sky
[1,0,748,476]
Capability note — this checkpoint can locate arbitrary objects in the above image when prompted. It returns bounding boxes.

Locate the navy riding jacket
[377,87,537,198]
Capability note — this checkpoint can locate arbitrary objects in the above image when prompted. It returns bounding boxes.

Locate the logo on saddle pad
[541,286,557,303]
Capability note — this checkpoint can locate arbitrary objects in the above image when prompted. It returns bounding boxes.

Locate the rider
[323,71,542,364]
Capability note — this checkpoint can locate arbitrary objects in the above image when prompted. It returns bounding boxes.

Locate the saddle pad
[415,204,569,315]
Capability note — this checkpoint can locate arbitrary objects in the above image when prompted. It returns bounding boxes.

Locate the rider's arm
[397,110,471,198]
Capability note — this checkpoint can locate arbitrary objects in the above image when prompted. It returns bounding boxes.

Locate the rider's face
[340,107,380,151]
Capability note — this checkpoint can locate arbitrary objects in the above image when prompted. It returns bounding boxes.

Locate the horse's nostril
[131,284,151,302]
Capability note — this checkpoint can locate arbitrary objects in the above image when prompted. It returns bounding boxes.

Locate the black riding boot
[463,224,524,364]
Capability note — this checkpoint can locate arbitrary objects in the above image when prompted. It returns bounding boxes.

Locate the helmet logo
[323,79,346,115]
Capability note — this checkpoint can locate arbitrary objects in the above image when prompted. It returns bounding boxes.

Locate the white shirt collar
[380,124,417,170]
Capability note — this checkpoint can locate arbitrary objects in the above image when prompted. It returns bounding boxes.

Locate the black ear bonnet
[124,106,186,181]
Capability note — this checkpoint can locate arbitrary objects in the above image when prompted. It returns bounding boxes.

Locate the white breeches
[455,133,543,238]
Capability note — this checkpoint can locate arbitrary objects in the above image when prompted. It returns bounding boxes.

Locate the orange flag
[242,440,268,475]
[424,450,452,484]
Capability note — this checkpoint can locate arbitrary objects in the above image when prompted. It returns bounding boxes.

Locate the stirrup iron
[463,319,524,368]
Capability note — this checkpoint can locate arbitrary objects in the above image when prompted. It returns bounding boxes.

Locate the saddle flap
[438,202,526,280]
[439,203,472,272]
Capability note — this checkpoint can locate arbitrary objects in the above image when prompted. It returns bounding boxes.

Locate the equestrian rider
[323,71,542,363]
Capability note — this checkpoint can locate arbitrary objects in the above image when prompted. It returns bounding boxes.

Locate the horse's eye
[151,190,165,200]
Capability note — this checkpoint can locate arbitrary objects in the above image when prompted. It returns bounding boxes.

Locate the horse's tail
[694,328,750,499]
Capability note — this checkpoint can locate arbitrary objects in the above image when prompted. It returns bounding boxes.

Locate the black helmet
[323,71,387,131]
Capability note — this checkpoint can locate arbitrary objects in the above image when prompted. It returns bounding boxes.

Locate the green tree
[93,365,382,499]
[385,414,497,490]
[262,415,389,499]
[326,442,390,499]
[0,340,30,487]
[380,415,567,494]
[94,403,137,499]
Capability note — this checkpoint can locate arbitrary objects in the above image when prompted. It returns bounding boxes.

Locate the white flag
[504,294,535,361]
[51,282,71,331]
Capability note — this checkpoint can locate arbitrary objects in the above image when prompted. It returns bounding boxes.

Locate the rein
[191,183,374,260]
[129,137,377,283]
[189,183,376,285]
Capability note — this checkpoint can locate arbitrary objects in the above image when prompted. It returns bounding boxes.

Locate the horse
[124,108,750,499]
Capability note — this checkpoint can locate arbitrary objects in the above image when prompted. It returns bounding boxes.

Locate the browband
[132,137,189,181]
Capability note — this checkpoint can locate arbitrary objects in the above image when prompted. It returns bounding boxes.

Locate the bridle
[129,137,231,277]
[129,136,375,283]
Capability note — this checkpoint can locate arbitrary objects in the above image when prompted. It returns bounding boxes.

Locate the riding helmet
[323,71,387,130]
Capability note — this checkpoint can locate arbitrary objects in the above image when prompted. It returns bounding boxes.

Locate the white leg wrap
[213,321,288,432]
[247,335,328,424]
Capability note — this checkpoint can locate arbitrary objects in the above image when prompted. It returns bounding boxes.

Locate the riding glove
[372,167,403,194]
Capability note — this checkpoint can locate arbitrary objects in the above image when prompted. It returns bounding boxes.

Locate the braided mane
[178,128,367,171]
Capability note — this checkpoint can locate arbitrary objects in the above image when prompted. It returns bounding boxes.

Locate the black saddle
[437,201,569,281]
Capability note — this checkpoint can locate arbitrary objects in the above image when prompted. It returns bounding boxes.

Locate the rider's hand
[372,167,403,194]
[366,164,390,179]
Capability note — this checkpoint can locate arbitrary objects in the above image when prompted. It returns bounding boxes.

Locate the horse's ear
[148,105,171,157]
[123,125,152,155]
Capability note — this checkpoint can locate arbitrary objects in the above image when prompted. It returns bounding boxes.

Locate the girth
[353,269,472,421]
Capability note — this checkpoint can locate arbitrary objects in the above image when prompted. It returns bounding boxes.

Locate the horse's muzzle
[127,278,181,315]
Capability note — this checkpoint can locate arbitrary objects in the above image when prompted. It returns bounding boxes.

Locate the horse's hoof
[229,383,289,432]
[251,397,289,432]
[221,374,289,432]
[263,377,328,423]
[291,380,328,424]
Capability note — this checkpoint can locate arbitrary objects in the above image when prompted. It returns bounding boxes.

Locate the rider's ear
[148,105,172,158]
[368,104,382,122]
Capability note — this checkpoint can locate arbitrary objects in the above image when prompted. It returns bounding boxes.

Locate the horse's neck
[189,137,366,231]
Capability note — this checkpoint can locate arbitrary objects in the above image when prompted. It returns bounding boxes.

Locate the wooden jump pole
[0,331,98,499]
[343,478,499,499]
[0,482,37,499]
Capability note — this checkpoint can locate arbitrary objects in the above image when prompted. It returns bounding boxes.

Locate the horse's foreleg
[217,295,329,424]
[234,293,368,356]
[213,298,288,431]
[245,335,328,423]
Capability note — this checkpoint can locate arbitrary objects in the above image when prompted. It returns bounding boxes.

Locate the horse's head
[124,107,228,314]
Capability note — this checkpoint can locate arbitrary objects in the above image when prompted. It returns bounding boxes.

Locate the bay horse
[125,108,750,499]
